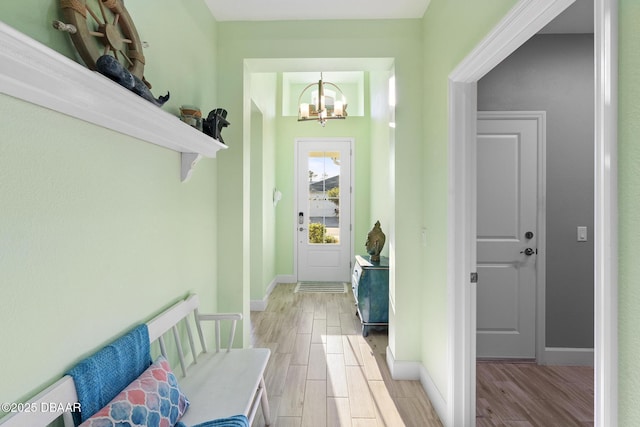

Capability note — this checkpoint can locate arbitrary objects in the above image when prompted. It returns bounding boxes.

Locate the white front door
[296,138,352,282]
[476,112,542,359]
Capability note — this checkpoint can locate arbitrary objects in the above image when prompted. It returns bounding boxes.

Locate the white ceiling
[204,0,432,21]
[207,0,592,86]
[203,0,593,33]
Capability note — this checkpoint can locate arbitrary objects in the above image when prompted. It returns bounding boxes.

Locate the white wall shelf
[0,22,226,182]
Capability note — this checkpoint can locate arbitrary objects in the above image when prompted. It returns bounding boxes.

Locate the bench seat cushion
[177,348,270,425]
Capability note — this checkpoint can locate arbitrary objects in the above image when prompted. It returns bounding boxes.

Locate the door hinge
[470,272,478,283]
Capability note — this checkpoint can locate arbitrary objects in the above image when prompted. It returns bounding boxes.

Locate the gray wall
[478,34,594,349]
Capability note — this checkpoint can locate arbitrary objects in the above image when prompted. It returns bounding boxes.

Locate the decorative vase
[180,105,203,131]
[365,221,386,262]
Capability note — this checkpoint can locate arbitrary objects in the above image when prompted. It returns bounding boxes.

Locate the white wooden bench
[0,294,271,426]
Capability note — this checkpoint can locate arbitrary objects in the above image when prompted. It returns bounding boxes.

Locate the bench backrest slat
[147,294,200,342]
[158,335,168,360]
[184,316,199,365]
[147,294,206,377]
[197,313,242,352]
[171,324,188,377]
[194,306,208,353]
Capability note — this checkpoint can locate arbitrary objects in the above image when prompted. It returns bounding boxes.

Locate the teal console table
[351,255,389,336]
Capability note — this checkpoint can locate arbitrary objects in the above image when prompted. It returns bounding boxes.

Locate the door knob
[520,248,535,256]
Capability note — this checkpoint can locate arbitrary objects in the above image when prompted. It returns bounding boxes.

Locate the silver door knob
[520,248,535,256]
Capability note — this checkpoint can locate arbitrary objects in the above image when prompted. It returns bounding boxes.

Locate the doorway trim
[293,137,355,282]
[447,0,617,426]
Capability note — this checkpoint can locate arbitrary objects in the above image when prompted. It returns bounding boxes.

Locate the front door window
[307,151,341,245]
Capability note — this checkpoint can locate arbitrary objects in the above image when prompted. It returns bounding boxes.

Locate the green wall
[0,0,76,60]
[274,72,374,276]
[618,0,640,422]
[421,1,640,424]
[3,1,640,424]
[0,0,221,412]
[367,69,394,251]
[248,72,278,303]
[274,114,372,278]
[272,68,392,273]
[420,0,518,397]
[217,19,424,363]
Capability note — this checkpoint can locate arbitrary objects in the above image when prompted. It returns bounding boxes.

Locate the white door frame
[447,1,617,426]
[293,137,355,282]
[477,111,547,362]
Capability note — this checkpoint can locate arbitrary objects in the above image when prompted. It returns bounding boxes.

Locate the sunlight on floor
[250,283,443,426]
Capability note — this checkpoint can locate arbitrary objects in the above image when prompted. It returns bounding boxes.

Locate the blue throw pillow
[79,356,189,427]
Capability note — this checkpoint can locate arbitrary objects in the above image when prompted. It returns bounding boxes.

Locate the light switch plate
[577,226,588,242]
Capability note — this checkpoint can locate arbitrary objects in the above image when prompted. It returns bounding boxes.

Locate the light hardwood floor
[250,283,594,426]
[250,283,443,427]
[476,361,594,426]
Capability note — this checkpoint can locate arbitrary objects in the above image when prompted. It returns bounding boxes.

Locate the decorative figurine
[365,221,386,262]
[203,108,230,144]
[96,55,169,107]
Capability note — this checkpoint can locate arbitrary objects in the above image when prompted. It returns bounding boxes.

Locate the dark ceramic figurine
[203,108,230,144]
[96,55,169,107]
[365,221,386,262]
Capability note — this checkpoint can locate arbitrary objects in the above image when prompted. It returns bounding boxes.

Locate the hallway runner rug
[294,282,347,293]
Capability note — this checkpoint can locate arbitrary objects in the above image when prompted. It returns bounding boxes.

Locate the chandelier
[297,73,347,126]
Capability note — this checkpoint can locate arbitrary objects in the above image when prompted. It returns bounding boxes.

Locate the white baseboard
[250,299,267,311]
[543,347,594,366]
[275,274,296,284]
[386,347,448,425]
[250,277,280,312]
[418,364,448,427]
[385,347,421,380]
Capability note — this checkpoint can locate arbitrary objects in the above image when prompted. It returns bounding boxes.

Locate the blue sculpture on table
[96,55,169,107]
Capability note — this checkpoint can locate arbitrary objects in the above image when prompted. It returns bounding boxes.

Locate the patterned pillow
[79,356,190,427]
